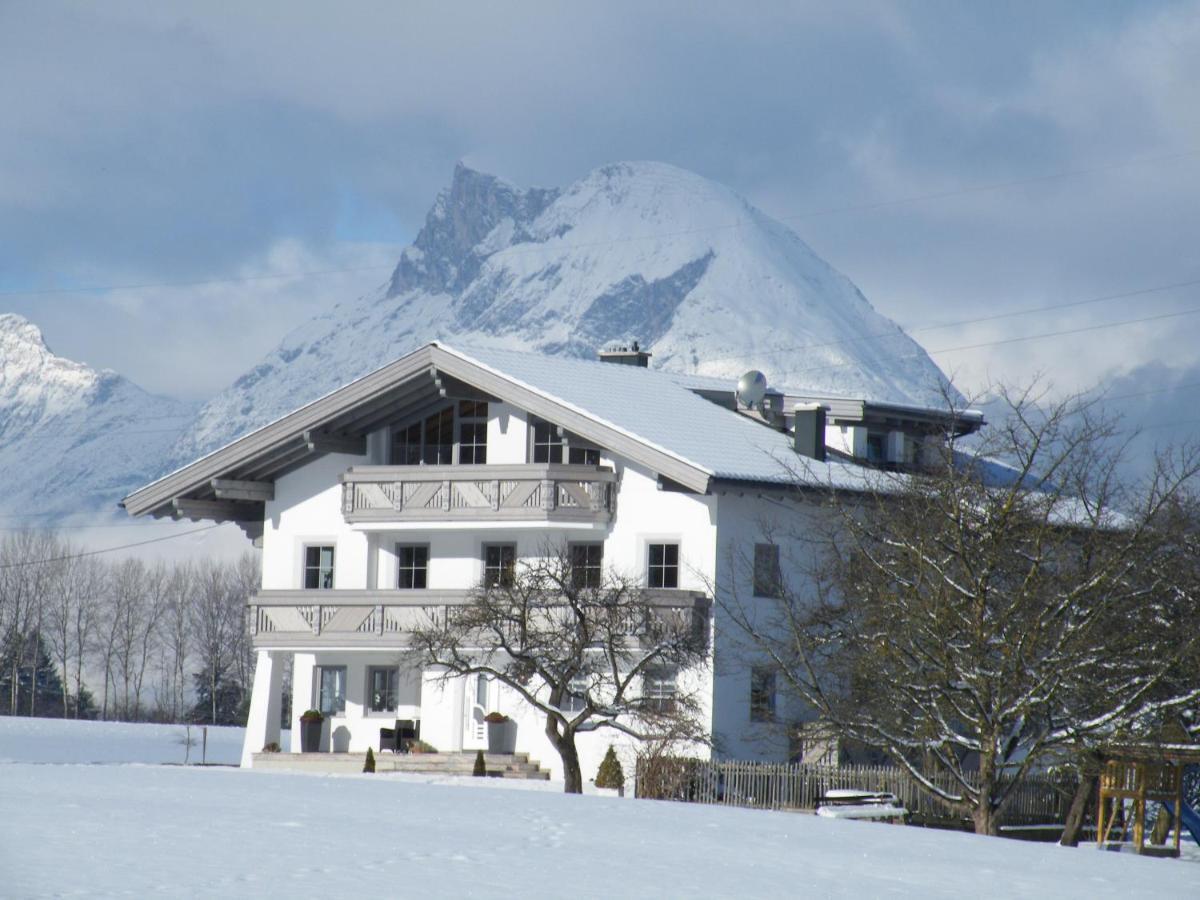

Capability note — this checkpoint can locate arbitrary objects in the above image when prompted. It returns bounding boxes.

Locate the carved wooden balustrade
[339,463,617,525]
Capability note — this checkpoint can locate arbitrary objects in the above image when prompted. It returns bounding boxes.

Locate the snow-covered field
[2,718,1198,899]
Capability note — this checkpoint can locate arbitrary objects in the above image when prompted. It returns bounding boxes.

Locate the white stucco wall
[246,402,724,778]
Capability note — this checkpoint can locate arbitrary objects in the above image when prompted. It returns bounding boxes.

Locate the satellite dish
[736,370,768,409]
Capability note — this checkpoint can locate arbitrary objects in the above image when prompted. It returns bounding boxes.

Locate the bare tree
[156,561,194,722]
[43,550,102,718]
[724,385,1200,835]
[0,530,57,714]
[411,550,709,793]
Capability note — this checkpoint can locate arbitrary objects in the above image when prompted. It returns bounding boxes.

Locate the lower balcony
[248,588,711,649]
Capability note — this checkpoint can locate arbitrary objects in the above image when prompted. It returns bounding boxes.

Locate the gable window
[483,544,516,588]
[752,543,782,598]
[568,446,601,465]
[532,418,563,464]
[393,421,422,466]
[303,546,335,589]
[458,400,488,465]
[368,667,399,713]
[315,665,346,715]
[570,543,603,589]
[750,667,776,722]
[643,669,678,713]
[423,408,454,465]
[397,544,429,589]
[647,543,679,589]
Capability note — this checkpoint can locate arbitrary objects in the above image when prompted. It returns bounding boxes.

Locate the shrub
[483,712,509,724]
[300,709,324,721]
[262,742,281,753]
[473,749,487,777]
[594,745,624,791]
[409,739,438,754]
[363,747,376,773]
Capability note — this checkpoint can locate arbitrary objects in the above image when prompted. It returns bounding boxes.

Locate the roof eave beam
[172,497,264,523]
[211,478,275,502]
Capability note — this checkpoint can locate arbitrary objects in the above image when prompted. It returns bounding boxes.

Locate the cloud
[2,0,1198,414]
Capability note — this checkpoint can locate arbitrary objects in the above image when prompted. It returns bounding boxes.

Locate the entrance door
[462,673,489,750]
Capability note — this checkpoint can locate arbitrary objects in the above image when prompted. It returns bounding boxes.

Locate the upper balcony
[339,463,617,527]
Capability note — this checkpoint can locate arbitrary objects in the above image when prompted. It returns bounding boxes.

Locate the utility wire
[701,276,1200,365]
[0,524,222,568]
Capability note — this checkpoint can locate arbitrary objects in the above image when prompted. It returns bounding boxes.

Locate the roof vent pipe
[598,340,652,367]
[793,403,826,461]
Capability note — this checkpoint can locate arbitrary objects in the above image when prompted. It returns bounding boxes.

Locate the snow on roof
[437,343,868,487]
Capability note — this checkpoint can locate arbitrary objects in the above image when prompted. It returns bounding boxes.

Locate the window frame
[752,543,782,598]
[646,542,680,589]
[302,544,336,590]
[750,666,777,722]
[482,543,517,588]
[396,543,430,590]
[314,665,347,715]
[531,417,564,464]
[457,400,488,465]
[643,668,678,714]
[569,542,604,589]
[367,666,400,714]
[562,675,589,714]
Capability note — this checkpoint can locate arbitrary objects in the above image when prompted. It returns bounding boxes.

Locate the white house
[122,341,981,781]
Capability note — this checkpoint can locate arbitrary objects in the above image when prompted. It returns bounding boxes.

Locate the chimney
[793,403,826,461]
[598,340,652,367]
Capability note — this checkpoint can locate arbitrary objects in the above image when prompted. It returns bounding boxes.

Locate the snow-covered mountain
[171,161,951,464]
[0,314,197,518]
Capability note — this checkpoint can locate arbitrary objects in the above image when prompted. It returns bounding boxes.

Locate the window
[397,545,429,589]
[303,545,335,589]
[392,421,422,466]
[532,418,563,464]
[752,543,781,598]
[750,667,776,722]
[647,543,679,589]
[423,408,454,464]
[643,669,677,713]
[368,667,399,713]
[458,401,488,464]
[483,544,516,588]
[315,665,346,715]
[570,543,603,589]
[866,431,885,464]
[568,446,600,465]
[563,675,589,714]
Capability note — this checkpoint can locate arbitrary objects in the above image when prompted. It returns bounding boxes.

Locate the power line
[702,276,1200,366]
[0,524,222,568]
[4,148,1196,300]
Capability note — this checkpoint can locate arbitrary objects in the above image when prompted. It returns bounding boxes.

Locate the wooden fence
[634,757,1077,828]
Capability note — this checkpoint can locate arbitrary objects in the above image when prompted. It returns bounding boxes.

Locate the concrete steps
[252,750,552,780]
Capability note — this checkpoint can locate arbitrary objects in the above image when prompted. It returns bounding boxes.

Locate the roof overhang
[122,343,713,523]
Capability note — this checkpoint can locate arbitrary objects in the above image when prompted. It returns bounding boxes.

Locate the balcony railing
[248,588,710,649]
[339,463,617,525]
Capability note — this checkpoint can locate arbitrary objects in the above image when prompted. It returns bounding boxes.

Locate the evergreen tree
[0,632,68,717]
[595,745,625,790]
[363,747,376,773]
[473,749,486,777]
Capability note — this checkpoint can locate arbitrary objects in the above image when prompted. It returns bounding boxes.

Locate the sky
[3,1,1199,419]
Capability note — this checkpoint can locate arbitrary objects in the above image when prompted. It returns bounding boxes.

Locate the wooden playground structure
[1097,743,1200,857]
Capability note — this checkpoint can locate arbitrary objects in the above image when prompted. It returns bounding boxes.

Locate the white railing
[339,463,617,525]
[248,588,709,649]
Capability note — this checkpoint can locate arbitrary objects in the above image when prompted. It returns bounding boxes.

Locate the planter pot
[300,717,324,752]
[486,720,512,754]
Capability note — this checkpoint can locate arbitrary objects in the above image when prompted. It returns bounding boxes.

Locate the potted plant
[299,709,324,752]
[484,711,511,754]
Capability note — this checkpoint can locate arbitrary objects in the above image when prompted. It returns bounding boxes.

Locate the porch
[251,750,551,779]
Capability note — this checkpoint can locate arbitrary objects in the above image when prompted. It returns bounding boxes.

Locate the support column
[241,649,284,768]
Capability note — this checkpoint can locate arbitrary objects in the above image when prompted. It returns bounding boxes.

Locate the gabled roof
[121,342,870,521]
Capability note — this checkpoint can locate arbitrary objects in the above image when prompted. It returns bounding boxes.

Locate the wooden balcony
[339,463,617,526]
[248,588,710,649]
